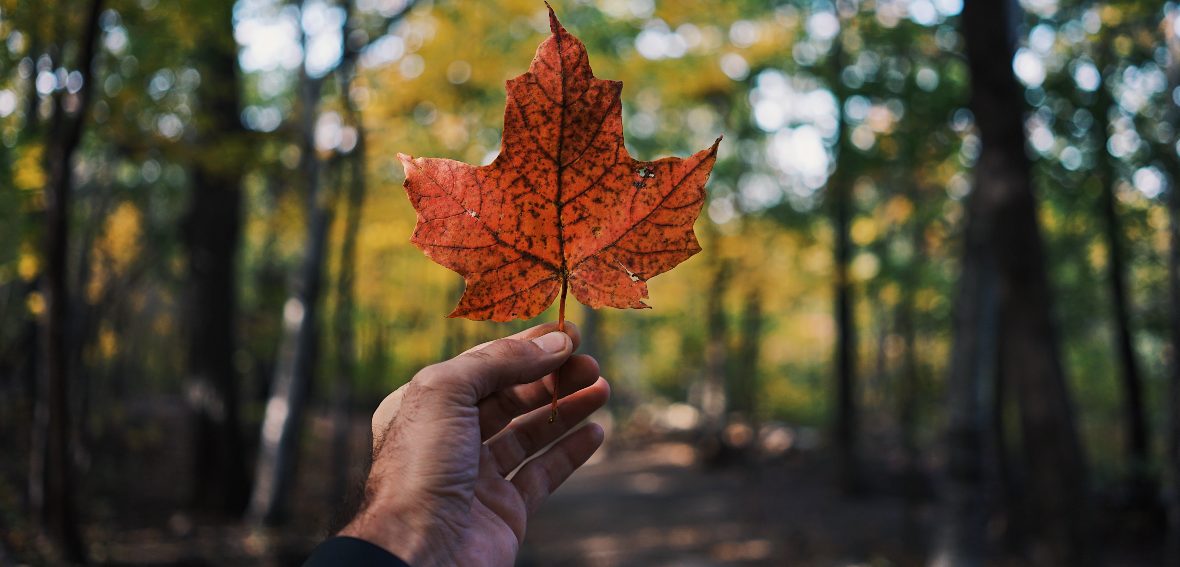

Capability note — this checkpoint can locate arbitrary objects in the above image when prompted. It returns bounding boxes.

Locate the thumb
[420,331,573,405]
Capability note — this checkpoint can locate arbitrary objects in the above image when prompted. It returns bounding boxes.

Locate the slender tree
[579,305,602,359]
[1090,35,1151,506]
[329,0,369,511]
[896,185,924,552]
[1164,8,1180,563]
[31,0,104,561]
[829,1,861,495]
[732,285,763,420]
[184,0,250,515]
[250,0,420,523]
[248,3,331,522]
[699,240,732,460]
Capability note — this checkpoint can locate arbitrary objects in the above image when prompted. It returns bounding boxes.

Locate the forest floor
[85,435,933,566]
[522,439,926,567]
[2,403,1163,566]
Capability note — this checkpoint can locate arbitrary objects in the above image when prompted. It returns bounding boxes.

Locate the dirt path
[48,405,1157,566]
[521,441,924,567]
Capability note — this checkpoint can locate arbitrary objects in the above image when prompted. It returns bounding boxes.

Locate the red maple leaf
[400,6,720,325]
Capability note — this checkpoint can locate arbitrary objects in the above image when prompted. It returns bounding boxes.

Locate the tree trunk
[329,161,361,514]
[701,258,731,433]
[989,345,1025,553]
[1163,10,1180,564]
[579,305,609,412]
[931,175,1001,567]
[896,191,923,552]
[1091,42,1152,508]
[829,11,860,494]
[1098,138,1152,506]
[69,183,109,485]
[329,1,368,511]
[732,286,763,420]
[580,304,602,359]
[248,12,331,523]
[869,300,888,409]
[183,0,250,516]
[961,1,1090,564]
[30,0,103,561]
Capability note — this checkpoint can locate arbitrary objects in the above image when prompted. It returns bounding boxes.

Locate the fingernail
[532,331,569,353]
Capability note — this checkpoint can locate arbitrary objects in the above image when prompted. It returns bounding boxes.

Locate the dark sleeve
[302,536,411,567]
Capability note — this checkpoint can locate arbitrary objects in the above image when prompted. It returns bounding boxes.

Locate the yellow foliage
[17,250,39,281]
[1099,5,1124,27]
[803,243,831,275]
[883,196,913,226]
[14,146,46,191]
[916,288,942,313]
[850,217,878,246]
[851,252,880,282]
[101,202,144,273]
[26,291,44,316]
[1040,205,1058,232]
[89,202,144,303]
[1088,241,1108,271]
[99,324,119,360]
[1147,206,1169,256]
[1147,206,1167,231]
[765,374,822,417]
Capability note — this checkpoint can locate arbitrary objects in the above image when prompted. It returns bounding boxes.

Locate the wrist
[338,503,444,567]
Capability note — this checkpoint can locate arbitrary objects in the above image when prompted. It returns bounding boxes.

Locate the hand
[339,322,610,567]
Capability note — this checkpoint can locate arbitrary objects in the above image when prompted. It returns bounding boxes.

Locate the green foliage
[0,0,1176,489]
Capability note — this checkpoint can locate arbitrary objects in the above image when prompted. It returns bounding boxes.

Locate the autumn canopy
[399,6,720,323]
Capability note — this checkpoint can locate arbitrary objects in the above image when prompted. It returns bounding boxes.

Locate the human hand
[338,322,610,567]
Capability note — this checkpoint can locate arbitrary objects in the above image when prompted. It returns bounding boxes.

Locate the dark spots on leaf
[401,10,715,320]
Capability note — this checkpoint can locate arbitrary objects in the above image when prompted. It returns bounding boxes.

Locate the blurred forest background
[2,0,1179,565]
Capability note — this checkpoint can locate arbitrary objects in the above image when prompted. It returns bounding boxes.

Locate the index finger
[462,321,581,356]
[370,321,581,445]
[420,331,573,405]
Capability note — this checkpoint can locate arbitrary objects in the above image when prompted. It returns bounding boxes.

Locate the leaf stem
[550,274,568,422]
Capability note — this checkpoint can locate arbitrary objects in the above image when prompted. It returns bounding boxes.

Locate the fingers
[478,354,600,440]
[487,377,610,475]
[475,445,528,541]
[370,321,581,446]
[462,321,581,356]
[418,330,572,405]
[511,423,605,514]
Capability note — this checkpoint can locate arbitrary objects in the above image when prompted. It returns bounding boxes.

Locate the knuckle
[487,338,535,360]
[413,363,449,387]
[411,363,469,401]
